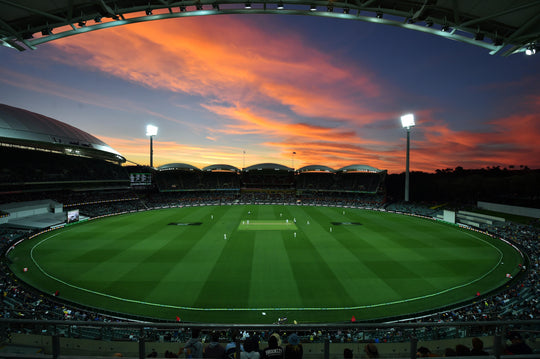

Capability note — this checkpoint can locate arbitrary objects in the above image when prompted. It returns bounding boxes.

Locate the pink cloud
[50,17,386,126]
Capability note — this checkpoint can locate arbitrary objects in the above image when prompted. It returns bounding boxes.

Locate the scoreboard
[130,173,152,186]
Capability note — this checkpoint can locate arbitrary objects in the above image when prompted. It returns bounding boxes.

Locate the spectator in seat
[364,343,379,358]
[416,347,436,357]
[443,348,456,356]
[505,332,532,355]
[284,333,302,359]
[241,335,261,359]
[262,334,283,359]
[470,337,488,356]
[182,328,203,358]
[455,344,471,357]
[205,331,225,358]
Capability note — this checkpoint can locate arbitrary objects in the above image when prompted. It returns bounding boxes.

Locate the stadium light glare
[401,114,415,202]
[401,113,415,129]
[146,124,158,136]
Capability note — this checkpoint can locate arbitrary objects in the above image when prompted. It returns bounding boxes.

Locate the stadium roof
[158,163,201,171]
[297,165,335,173]
[0,103,125,163]
[244,163,294,172]
[336,164,384,173]
[202,164,241,172]
[0,1,538,56]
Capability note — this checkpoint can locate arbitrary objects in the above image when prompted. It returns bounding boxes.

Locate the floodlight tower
[146,124,158,168]
[401,114,415,202]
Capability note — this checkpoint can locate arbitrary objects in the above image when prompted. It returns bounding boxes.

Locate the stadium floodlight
[146,124,158,168]
[401,114,415,202]
[401,113,415,129]
[146,124,158,136]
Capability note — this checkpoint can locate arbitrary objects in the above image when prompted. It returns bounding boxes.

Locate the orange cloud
[410,111,540,172]
[44,17,540,173]
[50,17,387,125]
[202,104,360,142]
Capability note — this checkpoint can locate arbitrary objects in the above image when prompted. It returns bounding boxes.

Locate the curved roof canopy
[297,165,335,173]
[0,103,125,163]
[336,164,384,173]
[202,164,241,172]
[158,163,201,171]
[244,163,293,172]
[0,1,538,56]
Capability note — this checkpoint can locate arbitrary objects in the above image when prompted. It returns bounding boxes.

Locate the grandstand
[0,103,129,195]
[154,163,241,192]
[242,163,295,190]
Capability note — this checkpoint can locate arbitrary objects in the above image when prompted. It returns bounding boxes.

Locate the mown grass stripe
[11,205,521,323]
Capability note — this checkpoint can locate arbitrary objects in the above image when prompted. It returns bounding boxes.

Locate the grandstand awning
[336,165,384,173]
[202,164,241,172]
[244,163,294,172]
[297,165,335,173]
[158,163,201,171]
[0,103,125,163]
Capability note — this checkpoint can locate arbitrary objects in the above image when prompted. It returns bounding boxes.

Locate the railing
[0,319,538,359]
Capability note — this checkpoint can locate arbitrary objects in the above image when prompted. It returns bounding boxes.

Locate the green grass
[7,205,524,323]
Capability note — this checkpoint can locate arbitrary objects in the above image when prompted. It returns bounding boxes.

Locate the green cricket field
[7,205,523,323]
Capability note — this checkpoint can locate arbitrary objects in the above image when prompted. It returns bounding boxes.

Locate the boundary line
[26,213,508,313]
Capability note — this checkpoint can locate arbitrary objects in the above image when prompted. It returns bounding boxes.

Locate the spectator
[363,343,379,358]
[284,333,302,359]
[240,335,261,359]
[416,347,436,357]
[225,330,244,359]
[183,329,203,358]
[205,331,225,359]
[443,348,456,356]
[505,332,532,355]
[344,348,353,359]
[262,334,283,359]
[455,344,470,357]
[470,337,488,356]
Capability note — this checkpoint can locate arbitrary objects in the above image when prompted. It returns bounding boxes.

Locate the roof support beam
[450,0,461,25]
[0,18,36,50]
[0,0,68,23]
[460,1,540,28]
[98,0,117,16]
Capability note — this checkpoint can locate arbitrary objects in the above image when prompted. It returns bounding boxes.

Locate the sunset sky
[1,14,539,173]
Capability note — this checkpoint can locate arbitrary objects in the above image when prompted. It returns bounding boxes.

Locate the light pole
[292,151,296,170]
[146,124,158,168]
[401,114,415,202]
